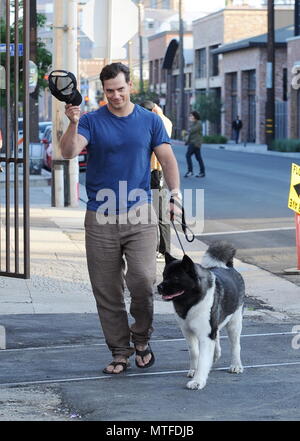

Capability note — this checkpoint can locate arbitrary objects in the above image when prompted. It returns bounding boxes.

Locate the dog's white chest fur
[176,282,215,336]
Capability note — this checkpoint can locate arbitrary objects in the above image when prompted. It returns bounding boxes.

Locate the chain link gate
[0,0,30,278]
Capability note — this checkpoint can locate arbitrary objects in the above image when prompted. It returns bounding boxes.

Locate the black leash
[170,197,195,254]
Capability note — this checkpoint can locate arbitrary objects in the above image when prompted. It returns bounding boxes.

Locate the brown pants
[84,207,158,358]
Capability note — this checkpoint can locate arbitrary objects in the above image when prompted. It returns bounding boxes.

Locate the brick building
[193,5,294,140]
[148,31,193,135]
[213,26,294,143]
[148,4,294,139]
[287,35,300,139]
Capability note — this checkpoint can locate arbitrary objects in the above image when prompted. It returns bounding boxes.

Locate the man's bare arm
[153,143,180,194]
[60,104,88,159]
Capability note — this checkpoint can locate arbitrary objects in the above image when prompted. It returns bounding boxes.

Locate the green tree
[131,89,160,106]
[0,3,52,103]
[193,92,222,124]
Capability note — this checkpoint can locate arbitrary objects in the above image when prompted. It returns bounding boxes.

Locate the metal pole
[52,0,79,207]
[107,0,113,64]
[23,0,30,278]
[265,0,275,148]
[178,0,185,138]
[52,0,65,207]
[295,0,300,36]
[138,0,144,94]
[66,0,79,207]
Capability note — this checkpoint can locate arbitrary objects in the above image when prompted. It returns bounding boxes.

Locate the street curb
[171,139,300,159]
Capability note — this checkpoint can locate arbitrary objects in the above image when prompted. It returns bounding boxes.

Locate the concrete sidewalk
[0,182,299,320]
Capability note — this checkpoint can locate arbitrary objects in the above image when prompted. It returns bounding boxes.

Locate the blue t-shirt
[78,104,170,213]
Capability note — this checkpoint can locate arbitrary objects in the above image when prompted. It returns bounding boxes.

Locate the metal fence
[0,0,30,278]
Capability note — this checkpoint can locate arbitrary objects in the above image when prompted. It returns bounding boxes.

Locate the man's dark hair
[140,100,155,111]
[191,110,200,120]
[100,62,130,86]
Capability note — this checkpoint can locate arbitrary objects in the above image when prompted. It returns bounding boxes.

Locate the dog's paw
[187,369,195,378]
[229,364,244,374]
[186,378,206,390]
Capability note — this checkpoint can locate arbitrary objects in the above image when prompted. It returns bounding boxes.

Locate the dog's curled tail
[201,241,236,269]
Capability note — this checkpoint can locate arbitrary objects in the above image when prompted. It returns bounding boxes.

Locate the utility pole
[295,0,300,36]
[265,0,275,148]
[29,0,39,143]
[178,0,185,138]
[106,0,113,64]
[138,0,144,94]
[52,0,79,207]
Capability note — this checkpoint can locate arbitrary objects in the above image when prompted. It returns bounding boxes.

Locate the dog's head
[157,253,205,301]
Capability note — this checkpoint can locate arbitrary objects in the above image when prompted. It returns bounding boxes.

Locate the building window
[230,73,238,121]
[231,72,237,93]
[248,69,256,91]
[195,48,206,79]
[149,60,153,85]
[154,59,159,84]
[247,70,256,143]
[160,59,166,83]
[185,73,192,89]
[161,0,170,7]
[209,45,220,77]
[283,68,287,101]
[145,18,155,29]
[150,0,157,8]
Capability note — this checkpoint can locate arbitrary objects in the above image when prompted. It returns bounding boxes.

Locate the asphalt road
[174,144,300,287]
[0,313,300,422]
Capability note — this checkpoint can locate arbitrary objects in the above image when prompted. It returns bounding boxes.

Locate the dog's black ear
[164,252,177,265]
[182,254,197,277]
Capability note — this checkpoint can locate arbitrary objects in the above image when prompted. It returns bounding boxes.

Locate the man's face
[103,73,132,111]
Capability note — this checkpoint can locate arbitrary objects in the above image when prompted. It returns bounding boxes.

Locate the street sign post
[0,43,24,56]
[288,163,300,215]
[286,163,300,273]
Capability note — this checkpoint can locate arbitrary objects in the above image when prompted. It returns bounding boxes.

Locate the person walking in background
[232,115,243,144]
[141,101,172,261]
[184,111,205,178]
[60,63,181,375]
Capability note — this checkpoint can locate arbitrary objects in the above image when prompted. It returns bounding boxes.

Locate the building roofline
[192,6,292,26]
[212,25,293,55]
[148,30,192,41]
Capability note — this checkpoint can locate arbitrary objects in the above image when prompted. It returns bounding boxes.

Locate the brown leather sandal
[135,344,155,369]
[103,361,130,375]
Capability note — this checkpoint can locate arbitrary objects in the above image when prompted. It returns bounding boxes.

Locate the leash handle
[170,197,195,253]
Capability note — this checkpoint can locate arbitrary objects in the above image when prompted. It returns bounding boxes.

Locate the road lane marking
[0,331,297,353]
[1,361,300,388]
[197,227,294,236]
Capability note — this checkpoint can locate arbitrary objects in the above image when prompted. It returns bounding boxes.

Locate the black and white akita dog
[157,241,245,390]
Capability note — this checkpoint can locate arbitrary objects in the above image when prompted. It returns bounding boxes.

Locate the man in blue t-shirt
[60,63,181,375]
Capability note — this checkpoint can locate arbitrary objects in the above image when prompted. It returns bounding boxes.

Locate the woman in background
[184,111,205,178]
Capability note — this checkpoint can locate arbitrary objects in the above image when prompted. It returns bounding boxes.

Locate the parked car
[41,127,87,171]
[39,121,52,140]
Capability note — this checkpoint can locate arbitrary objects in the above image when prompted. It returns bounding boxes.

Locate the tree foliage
[193,92,222,123]
[0,3,52,104]
[131,89,160,106]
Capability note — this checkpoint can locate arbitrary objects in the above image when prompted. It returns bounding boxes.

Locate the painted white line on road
[198,227,294,236]
[0,331,297,354]
[1,361,300,388]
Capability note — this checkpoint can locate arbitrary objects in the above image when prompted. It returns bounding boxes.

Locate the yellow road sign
[288,163,300,214]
